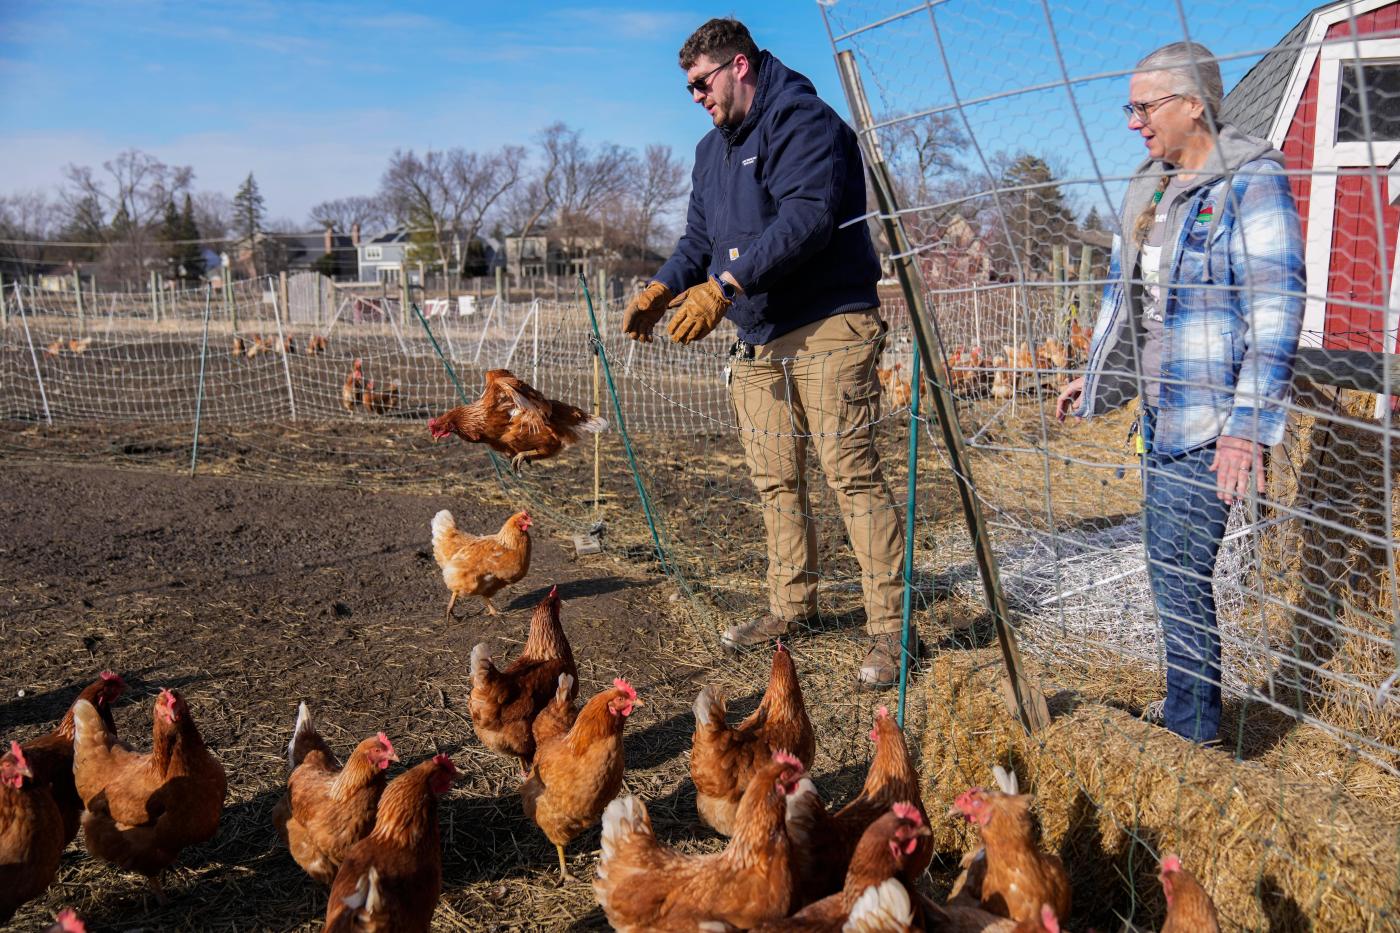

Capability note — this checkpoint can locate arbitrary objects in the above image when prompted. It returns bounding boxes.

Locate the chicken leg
[481,596,500,617]
[555,843,577,885]
[511,449,547,472]
[444,591,459,621]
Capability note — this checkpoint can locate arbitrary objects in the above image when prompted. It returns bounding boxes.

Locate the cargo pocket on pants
[836,381,881,449]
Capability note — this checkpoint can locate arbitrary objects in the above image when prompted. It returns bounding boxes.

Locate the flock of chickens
[0,364,1224,930]
[0,616,1222,932]
[876,321,1093,406]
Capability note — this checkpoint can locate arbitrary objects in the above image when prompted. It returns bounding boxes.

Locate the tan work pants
[729,310,905,635]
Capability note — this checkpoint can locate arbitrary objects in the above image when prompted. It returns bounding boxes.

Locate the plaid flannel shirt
[1078,155,1305,454]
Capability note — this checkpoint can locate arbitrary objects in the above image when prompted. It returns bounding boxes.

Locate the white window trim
[1294,28,1400,341]
[365,246,383,261]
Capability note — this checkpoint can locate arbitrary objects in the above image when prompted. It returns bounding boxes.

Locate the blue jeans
[1142,411,1230,743]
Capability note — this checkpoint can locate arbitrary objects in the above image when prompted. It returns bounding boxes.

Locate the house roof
[1218,1,1331,138]
[363,228,411,246]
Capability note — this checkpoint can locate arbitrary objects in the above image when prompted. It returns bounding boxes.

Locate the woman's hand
[1055,376,1085,422]
[1209,434,1263,505]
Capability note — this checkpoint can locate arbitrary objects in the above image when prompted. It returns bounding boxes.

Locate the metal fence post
[190,286,214,474]
[15,287,53,426]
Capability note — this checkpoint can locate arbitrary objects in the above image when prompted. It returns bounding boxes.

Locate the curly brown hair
[679,18,760,70]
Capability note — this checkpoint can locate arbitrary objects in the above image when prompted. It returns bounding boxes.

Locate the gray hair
[1136,41,1223,124]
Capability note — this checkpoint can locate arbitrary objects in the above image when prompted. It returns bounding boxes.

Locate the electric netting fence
[4,1,1400,927]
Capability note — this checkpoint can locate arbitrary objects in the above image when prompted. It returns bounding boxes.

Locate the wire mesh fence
[4,1,1400,929]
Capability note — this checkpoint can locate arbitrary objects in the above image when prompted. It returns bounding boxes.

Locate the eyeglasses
[1122,94,1181,122]
[686,56,736,96]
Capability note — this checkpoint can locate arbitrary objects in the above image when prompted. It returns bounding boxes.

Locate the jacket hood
[1120,124,1282,226]
[721,51,816,144]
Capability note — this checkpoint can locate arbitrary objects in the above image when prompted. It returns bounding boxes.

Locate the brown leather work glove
[622,281,674,343]
[666,276,733,345]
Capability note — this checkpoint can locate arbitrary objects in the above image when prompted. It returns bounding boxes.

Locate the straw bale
[920,651,1400,931]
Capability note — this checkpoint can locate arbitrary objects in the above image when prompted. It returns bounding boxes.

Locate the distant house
[1221,0,1400,351]
[502,228,660,279]
[277,226,357,280]
[357,228,414,286]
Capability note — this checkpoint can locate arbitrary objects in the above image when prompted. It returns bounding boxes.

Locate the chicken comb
[892,801,923,825]
[6,740,26,768]
[774,638,787,653]
[1041,904,1060,933]
[771,749,804,772]
[876,705,890,719]
[55,910,86,933]
[376,732,396,756]
[612,678,637,701]
[100,670,122,682]
[431,753,459,774]
[1161,853,1182,874]
[548,584,559,599]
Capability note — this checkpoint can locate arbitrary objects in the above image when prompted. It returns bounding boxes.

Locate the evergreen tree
[59,194,105,262]
[160,196,182,278]
[1082,206,1106,232]
[178,193,205,281]
[232,173,267,275]
[995,154,1074,278]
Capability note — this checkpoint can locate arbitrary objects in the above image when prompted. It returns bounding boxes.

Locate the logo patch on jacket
[742,156,757,166]
[1195,202,1214,224]
[728,247,740,260]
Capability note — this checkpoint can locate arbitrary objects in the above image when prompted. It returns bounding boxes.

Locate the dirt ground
[0,424,940,932]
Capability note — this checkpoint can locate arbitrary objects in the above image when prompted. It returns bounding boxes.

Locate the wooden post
[226,273,237,333]
[278,271,290,329]
[150,271,159,323]
[835,49,1050,734]
[401,268,410,327]
[1,272,8,328]
[1050,244,1064,315]
[74,270,85,332]
[1077,245,1093,320]
[494,265,505,304]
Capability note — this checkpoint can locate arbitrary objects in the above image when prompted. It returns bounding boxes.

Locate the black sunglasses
[686,56,736,96]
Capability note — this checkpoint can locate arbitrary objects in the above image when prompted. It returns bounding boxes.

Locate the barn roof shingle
[1220,5,1322,138]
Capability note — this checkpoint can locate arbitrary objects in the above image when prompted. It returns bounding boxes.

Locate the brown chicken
[322,754,458,933]
[469,585,577,771]
[44,338,65,357]
[361,378,400,414]
[991,354,1012,400]
[432,508,532,618]
[1159,853,1220,933]
[272,702,400,884]
[531,673,578,749]
[785,706,931,907]
[521,679,640,882]
[428,368,608,471]
[72,689,228,898]
[878,364,913,409]
[691,641,816,836]
[947,345,986,394]
[341,358,363,413]
[948,773,1071,926]
[1036,337,1069,374]
[21,671,127,846]
[232,335,246,357]
[754,802,931,932]
[594,750,805,931]
[67,337,91,354]
[1068,320,1092,363]
[307,334,328,355]
[0,742,65,924]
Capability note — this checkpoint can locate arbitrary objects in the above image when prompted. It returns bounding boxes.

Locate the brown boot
[721,613,810,652]
[858,631,919,689]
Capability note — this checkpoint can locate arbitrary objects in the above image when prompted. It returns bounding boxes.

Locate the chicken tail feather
[470,643,495,687]
[598,795,654,872]
[287,701,315,770]
[578,414,608,434]
[692,685,726,729]
[843,878,913,933]
[71,699,111,774]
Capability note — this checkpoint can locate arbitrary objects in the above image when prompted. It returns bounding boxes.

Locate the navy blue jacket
[654,51,881,346]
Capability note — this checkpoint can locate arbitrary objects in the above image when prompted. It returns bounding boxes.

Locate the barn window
[1337,60,1400,142]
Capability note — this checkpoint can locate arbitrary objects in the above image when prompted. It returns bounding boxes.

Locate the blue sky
[0,0,1311,230]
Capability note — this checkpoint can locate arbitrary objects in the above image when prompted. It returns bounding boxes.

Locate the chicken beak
[946,804,963,819]
[916,824,933,837]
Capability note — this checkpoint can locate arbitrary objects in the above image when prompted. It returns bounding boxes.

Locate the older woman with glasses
[1056,42,1305,746]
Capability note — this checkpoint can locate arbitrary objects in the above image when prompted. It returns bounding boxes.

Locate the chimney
[323,224,334,257]
[351,222,361,248]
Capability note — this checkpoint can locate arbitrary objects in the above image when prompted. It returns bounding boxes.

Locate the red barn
[1222,0,1400,354]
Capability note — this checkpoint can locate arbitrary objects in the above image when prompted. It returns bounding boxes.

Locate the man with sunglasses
[623,18,909,688]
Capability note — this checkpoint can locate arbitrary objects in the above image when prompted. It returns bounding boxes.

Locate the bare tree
[308,195,392,235]
[62,149,194,287]
[628,144,688,256]
[541,123,636,251]
[0,191,61,279]
[379,145,523,287]
[192,191,233,241]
